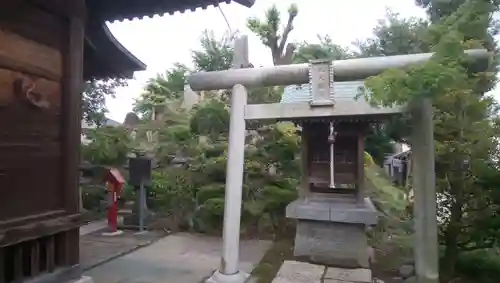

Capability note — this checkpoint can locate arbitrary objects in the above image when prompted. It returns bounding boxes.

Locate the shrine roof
[87,0,255,22]
[265,81,402,122]
[84,23,147,79]
[83,0,255,79]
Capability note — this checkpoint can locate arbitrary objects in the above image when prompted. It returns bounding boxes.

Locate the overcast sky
[105,0,495,122]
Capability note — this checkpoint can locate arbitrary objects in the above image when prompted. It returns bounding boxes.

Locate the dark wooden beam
[0,214,81,248]
[356,134,365,203]
[30,241,41,277]
[13,245,23,283]
[45,236,55,272]
[61,0,85,216]
[0,248,5,283]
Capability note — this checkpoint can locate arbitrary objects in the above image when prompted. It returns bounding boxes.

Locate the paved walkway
[80,229,166,271]
[80,220,107,236]
[84,233,272,283]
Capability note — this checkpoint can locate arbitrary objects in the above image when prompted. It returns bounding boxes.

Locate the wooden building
[0,1,254,282]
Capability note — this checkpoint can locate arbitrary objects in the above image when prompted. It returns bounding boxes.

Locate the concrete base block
[101,230,124,236]
[293,220,370,268]
[205,270,250,283]
[287,196,378,268]
[286,197,378,225]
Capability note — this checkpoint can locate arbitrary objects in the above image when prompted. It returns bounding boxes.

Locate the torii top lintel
[187,49,490,91]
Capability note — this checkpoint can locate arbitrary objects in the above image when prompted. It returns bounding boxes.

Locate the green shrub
[455,249,500,283]
[81,184,107,211]
[148,169,197,229]
[81,126,131,166]
[196,184,225,204]
[194,197,225,233]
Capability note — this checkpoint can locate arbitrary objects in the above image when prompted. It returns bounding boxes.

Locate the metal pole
[139,180,145,232]
[219,36,249,276]
[411,97,439,283]
[328,122,335,188]
[188,49,489,91]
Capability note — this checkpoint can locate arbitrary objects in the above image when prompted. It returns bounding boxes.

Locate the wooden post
[62,0,85,215]
[411,97,439,283]
[61,0,86,268]
[46,236,55,272]
[357,133,365,204]
[30,241,41,277]
[299,126,310,198]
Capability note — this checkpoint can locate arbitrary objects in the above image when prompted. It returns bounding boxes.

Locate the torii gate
[188,36,490,283]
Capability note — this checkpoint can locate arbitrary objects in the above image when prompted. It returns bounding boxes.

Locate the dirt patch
[251,239,294,283]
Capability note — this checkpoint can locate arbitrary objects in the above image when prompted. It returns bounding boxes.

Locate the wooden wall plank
[0,1,65,50]
[0,154,61,221]
[0,29,62,80]
[46,236,55,272]
[0,214,81,249]
[0,247,5,283]
[30,240,40,277]
[55,231,67,266]
[65,229,79,266]
[0,69,61,109]
[13,245,23,283]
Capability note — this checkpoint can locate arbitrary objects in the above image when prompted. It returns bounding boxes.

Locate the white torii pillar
[190,41,490,283]
[206,36,251,283]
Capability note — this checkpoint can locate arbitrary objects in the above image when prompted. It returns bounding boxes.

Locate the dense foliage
[363,0,500,281]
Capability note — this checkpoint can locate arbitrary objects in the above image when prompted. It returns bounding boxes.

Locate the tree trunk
[441,194,463,282]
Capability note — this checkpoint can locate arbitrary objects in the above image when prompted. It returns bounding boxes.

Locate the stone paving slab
[271,261,325,283]
[271,260,375,283]
[84,233,272,283]
[80,229,166,270]
[324,267,372,282]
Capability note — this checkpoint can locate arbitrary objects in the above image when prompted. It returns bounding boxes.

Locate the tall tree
[133,63,189,118]
[354,11,430,57]
[82,78,127,126]
[192,30,236,72]
[247,4,298,65]
[293,35,354,63]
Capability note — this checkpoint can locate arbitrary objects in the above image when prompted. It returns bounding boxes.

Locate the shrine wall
[0,1,66,225]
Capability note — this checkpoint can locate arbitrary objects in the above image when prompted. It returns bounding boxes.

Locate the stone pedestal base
[294,220,369,268]
[286,197,378,268]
